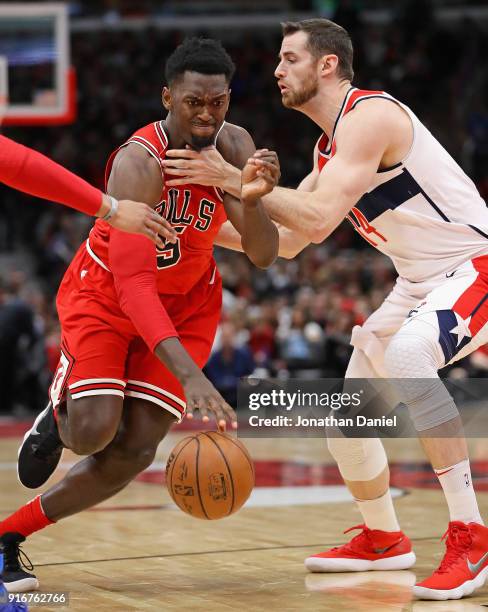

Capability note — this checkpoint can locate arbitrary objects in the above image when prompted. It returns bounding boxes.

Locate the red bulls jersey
[87,121,227,294]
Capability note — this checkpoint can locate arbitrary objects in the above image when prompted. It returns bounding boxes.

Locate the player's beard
[282,71,319,108]
[190,134,215,151]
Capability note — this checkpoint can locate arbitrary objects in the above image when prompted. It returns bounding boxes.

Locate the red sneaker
[414,521,488,600]
[305,524,416,572]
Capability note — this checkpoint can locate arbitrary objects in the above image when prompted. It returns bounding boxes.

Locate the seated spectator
[0,276,39,414]
[204,322,255,408]
[279,307,324,373]
[248,310,277,371]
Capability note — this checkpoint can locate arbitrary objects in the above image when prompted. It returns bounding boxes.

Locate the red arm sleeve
[109,229,178,352]
[0,135,102,215]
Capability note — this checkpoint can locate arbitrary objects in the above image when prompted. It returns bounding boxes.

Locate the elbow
[250,249,278,269]
[304,195,354,243]
[279,250,295,260]
[242,229,279,269]
[249,241,279,269]
[279,245,302,260]
[310,223,332,244]
[300,209,332,244]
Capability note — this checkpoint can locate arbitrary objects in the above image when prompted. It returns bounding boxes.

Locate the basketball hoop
[0,3,75,126]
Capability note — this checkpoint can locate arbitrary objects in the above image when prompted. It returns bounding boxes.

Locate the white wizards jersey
[317,87,488,282]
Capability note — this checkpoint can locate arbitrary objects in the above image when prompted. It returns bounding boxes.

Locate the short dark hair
[165,37,236,85]
[281,19,354,81]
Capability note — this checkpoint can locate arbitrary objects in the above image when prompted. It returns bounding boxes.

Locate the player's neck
[163,116,186,149]
[300,80,353,139]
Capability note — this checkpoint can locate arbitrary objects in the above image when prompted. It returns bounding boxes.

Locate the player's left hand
[241,149,280,202]
[106,198,177,249]
[183,373,238,432]
[162,145,231,188]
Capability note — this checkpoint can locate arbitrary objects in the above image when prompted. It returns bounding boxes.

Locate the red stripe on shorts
[453,255,488,336]
[69,382,125,394]
[125,382,184,414]
[468,297,488,337]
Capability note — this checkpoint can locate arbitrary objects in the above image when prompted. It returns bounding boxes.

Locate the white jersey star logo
[449,313,472,346]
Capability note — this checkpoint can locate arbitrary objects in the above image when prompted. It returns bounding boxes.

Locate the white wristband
[102,196,119,221]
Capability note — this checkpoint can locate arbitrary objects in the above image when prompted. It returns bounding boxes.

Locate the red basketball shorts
[49,243,222,422]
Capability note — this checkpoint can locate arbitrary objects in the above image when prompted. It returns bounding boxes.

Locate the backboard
[0,3,74,125]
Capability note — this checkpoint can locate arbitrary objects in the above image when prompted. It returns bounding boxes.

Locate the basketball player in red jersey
[162,20,488,601]
[0,134,174,246]
[0,38,279,593]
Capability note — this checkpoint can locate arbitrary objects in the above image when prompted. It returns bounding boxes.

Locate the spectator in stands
[0,276,39,414]
[205,322,255,408]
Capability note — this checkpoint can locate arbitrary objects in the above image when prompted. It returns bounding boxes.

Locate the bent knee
[67,395,122,455]
[69,422,118,455]
[384,318,444,378]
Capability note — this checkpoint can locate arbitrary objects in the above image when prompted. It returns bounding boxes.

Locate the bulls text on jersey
[155,188,217,269]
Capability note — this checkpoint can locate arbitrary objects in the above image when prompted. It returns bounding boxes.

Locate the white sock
[435,459,483,525]
[355,489,401,532]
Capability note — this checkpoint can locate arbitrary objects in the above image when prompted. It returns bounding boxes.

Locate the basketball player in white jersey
[161,18,488,601]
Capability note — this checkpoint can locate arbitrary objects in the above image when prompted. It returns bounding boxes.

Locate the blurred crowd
[0,1,487,413]
[31,0,488,18]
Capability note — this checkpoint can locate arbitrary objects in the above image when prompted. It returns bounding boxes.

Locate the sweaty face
[164,72,230,150]
[275,31,319,109]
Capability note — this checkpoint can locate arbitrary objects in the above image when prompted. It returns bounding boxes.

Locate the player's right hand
[183,373,238,431]
[162,145,230,188]
[106,198,177,249]
[241,149,280,202]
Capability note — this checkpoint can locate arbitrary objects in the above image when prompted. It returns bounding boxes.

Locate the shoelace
[32,431,62,459]
[3,542,34,573]
[329,524,371,553]
[329,524,402,555]
[435,523,472,574]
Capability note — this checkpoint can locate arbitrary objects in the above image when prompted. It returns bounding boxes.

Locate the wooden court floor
[1,429,488,611]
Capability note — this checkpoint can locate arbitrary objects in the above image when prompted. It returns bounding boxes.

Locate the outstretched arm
[215,167,317,259]
[163,144,242,197]
[0,134,175,247]
[253,102,393,243]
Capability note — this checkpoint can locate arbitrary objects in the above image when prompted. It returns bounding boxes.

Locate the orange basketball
[166,431,255,520]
